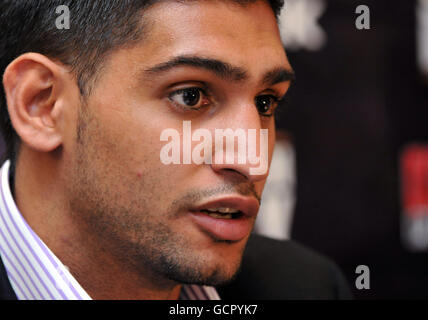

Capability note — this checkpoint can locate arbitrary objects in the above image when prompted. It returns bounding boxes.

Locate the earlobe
[3,53,65,153]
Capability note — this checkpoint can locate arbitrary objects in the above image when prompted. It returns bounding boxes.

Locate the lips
[189,196,259,241]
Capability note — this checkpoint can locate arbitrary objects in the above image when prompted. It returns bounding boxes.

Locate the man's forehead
[142,0,281,45]
[130,0,289,76]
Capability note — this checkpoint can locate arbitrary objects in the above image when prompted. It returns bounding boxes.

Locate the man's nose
[209,104,271,183]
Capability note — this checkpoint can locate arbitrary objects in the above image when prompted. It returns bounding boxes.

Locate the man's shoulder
[217,234,353,300]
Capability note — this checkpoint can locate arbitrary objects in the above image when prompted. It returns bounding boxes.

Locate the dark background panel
[277,0,428,299]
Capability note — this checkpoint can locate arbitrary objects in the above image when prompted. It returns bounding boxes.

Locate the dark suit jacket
[217,234,353,299]
[0,234,352,300]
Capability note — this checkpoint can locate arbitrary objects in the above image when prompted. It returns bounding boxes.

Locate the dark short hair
[0,0,284,164]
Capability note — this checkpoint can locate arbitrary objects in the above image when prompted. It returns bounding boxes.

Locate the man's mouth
[200,207,243,220]
[188,197,259,241]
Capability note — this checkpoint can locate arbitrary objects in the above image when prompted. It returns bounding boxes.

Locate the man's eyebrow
[262,67,296,86]
[144,56,248,82]
[144,55,295,86]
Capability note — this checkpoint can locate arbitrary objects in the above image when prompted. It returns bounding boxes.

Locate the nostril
[216,168,249,182]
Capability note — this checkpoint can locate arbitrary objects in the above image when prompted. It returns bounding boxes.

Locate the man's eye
[168,88,209,110]
[255,95,280,117]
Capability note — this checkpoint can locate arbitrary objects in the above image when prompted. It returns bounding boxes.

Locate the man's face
[66,0,292,287]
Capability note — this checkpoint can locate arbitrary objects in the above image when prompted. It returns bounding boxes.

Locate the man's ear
[2,53,67,152]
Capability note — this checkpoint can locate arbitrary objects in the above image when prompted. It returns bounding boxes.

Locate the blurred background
[254,0,428,299]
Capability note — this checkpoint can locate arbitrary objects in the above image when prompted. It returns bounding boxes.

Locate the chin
[159,249,244,287]
[172,264,241,287]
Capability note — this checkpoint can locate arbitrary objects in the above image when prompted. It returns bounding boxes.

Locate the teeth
[202,207,241,219]
[207,212,233,219]
[206,207,239,214]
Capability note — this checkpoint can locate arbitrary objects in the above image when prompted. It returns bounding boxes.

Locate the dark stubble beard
[67,106,251,289]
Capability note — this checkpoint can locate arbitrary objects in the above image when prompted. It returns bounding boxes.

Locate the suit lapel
[0,253,17,300]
